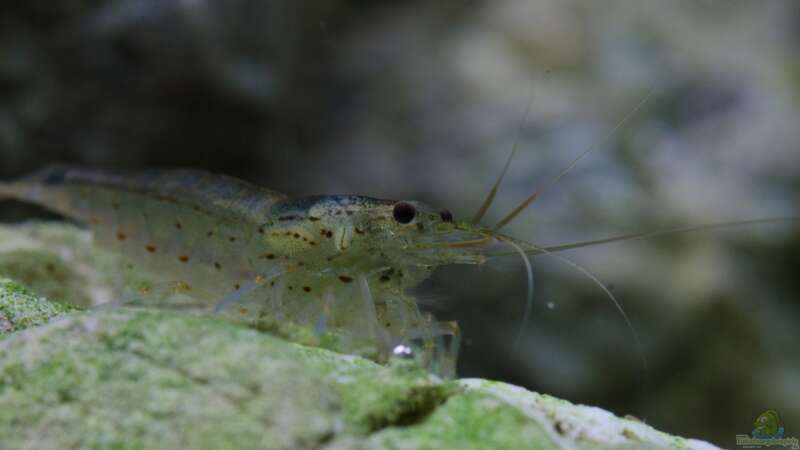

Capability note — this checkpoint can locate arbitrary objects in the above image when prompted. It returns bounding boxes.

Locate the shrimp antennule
[472,91,535,224]
[492,87,655,231]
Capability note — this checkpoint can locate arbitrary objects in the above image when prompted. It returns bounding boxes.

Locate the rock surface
[0,223,721,450]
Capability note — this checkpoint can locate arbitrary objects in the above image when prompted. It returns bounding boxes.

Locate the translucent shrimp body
[0,166,497,374]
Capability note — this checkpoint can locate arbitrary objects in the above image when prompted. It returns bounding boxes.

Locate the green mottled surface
[0,278,76,333]
[0,224,721,450]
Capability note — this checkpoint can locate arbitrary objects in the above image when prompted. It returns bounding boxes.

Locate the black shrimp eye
[392,202,417,224]
[439,209,453,222]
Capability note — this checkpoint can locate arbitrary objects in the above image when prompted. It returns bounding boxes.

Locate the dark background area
[2,1,799,446]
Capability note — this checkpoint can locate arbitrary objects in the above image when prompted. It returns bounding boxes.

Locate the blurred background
[1,0,799,446]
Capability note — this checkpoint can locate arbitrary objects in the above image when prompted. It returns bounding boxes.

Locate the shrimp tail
[0,165,69,204]
[0,179,26,202]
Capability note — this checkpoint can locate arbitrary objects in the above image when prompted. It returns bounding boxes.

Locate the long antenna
[534,244,649,411]
[516,217,800,255]
[493,87,656,231]
[472,91,535,224]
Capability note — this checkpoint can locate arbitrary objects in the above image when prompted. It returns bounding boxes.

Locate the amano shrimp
[0,166,525,375]
[0,164,795,376]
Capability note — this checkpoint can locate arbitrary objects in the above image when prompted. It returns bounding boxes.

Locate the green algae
[363,391,554,450]
[0,278,76,334]
[293,344,457,433]
[0,303,453,449]
[0,307,339,450]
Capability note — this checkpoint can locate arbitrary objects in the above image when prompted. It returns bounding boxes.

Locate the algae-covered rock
[0,279,76,333]
[0,224,722,450]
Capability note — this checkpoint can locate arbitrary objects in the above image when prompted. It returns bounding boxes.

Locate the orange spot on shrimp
[239,308,249,315]
[146,244,157,253]
[116,232,127,241]
[178,255,189,263]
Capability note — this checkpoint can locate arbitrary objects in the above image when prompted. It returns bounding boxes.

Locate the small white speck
[546,301,555,310]
[392,344,413,358]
